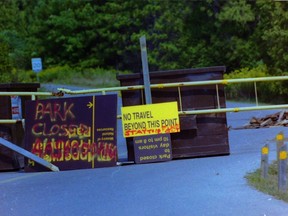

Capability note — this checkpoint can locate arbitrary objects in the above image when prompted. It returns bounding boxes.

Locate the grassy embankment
[38,66,129,88]
[246,161,288,202]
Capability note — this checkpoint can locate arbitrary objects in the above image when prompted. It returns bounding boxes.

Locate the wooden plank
[0,138,59,172]
[260,118,273,127]
[277,111,285,123]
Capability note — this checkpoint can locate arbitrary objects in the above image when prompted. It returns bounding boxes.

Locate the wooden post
[0,138,59,172]
[278,144,287,192]
[139,35,152,104]
[261,144,269,179]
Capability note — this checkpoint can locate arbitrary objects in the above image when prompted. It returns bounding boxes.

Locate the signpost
[140,35,152,104]
[120,36,180,164]
[31,58,42,72]
[24,95,118,171]
[31,58,42,82]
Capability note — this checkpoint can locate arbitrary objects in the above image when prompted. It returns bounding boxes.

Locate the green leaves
[1,0,288,76]
[259,1,288,73]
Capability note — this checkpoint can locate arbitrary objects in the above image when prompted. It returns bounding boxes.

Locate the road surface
[0,86,288,216]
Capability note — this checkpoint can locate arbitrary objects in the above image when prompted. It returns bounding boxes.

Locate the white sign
[31,58,42,73]
[10,96,22,119]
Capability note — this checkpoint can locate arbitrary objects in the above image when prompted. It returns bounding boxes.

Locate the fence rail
[1,75,288,124]
[1,76,288,170]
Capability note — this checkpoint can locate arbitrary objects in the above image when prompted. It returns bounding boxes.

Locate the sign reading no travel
[31,58,43,73]
[121,101,180,138]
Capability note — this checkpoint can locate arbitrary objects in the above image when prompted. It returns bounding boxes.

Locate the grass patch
[246,161,288,202]
[38,66,131,88]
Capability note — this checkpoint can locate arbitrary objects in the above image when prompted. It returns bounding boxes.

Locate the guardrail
[1,76,288,171]
[1,75,288,123]
[57,76,288,117]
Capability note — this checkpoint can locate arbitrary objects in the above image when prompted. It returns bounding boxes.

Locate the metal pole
[0,138,59,172]
[216,84,221,109]
[254,82,258,106]
[57,76,288,95]
[115,104,288,119]
[179,104,288,115]
[177,86,183,112]
[0,92,54,96]
[140,35,152,104]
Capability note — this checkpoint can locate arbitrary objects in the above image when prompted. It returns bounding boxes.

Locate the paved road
[1,88,288,215]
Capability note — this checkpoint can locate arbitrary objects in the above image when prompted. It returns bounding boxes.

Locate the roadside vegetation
[1,1,288,102]
[38,65,130,88]
[224,65,288,104]
[246,161,288,203]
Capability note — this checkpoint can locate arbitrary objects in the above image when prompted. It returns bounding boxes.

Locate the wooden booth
[117,66,230,161]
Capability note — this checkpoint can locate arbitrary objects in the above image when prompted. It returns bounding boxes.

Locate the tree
[0,41,13,82]
[256,0,288,74]
[0,0,32,70]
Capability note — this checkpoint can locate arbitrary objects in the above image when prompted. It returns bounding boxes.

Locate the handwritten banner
[121,102,180,137]
[24,95,118,171]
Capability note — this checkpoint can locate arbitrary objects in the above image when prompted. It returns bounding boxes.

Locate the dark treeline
[1,0,288,75]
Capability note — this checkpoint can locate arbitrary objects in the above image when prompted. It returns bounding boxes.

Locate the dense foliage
[1,0,288,101]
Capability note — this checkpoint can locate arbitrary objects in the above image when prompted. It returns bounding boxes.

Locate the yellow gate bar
[57,76,288,95]
[0,92,55,96]
[0,119,24,124]
[179,104,288,115]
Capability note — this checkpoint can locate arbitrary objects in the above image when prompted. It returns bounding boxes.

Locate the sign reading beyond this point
[31,58,42,73]
[121,101,180,137]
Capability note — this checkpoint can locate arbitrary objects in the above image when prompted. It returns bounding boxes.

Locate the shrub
[224,64,288,103]
[0,41,13,83]
[38,65,73,83]
[38,65,130,88]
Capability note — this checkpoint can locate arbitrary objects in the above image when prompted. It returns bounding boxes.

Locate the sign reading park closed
[24,95,118,171]
[121,102,180,138]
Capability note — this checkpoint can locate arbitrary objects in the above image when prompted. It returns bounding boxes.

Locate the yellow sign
[121,102,180,137]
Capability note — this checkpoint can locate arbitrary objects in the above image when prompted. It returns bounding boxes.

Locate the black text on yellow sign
[121,102,180,137]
